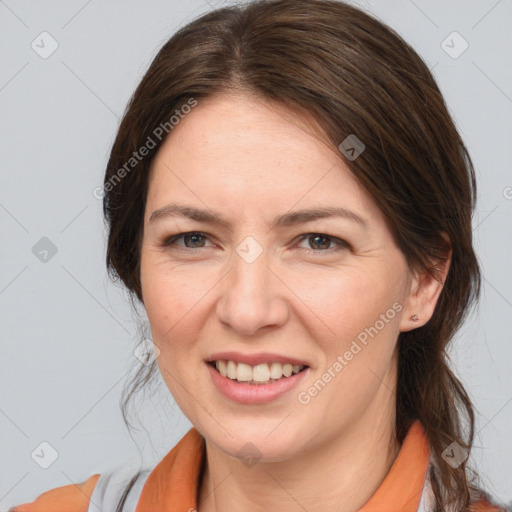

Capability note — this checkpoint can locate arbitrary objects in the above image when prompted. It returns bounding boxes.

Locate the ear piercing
[410,314,419,322]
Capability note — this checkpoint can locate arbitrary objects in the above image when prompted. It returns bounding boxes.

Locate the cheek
[290,265,402,343]
[140,256,209,349]
[140,264,208,404]
[298,269,402,411]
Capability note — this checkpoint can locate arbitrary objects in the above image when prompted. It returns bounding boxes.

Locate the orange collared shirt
[10,420,504,512]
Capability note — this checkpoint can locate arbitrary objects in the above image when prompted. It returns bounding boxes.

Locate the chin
[198,415,308,463]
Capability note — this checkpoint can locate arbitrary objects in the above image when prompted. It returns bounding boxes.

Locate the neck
[197,384,400,512]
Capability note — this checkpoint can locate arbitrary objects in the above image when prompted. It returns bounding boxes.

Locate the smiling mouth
[209,360,308,385]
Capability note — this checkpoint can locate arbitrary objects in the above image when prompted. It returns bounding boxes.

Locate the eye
[160,231,350,253]
[162,231,213,249]
[296,233,350,252]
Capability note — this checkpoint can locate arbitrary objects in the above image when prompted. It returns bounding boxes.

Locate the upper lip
[206,351,310,367]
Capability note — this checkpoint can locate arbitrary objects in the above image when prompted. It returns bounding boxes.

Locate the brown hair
[103,1,485,509]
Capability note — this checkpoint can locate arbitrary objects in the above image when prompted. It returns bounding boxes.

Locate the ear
[399,235,452,333]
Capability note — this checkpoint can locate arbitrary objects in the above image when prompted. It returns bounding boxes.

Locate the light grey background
[1,0,511,508]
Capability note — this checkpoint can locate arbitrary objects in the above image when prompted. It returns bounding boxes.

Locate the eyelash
[161,231,350,254]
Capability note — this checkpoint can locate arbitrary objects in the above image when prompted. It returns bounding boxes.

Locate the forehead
[146,93,382,227]
[153,93,338,172]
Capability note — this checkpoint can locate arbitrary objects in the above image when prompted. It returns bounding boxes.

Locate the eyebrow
[149,203,369,230]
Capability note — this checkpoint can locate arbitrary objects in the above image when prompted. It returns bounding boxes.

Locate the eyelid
[162,231,350,252]
[295,233,351,252]
[162,231,214,247]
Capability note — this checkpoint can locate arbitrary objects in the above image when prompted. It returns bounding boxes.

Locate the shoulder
[9,469,153,512]
[8,473,101,512]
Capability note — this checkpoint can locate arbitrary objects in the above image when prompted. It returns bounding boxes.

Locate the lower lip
[206,363,309,405]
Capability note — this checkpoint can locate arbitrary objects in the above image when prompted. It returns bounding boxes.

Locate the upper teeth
[215,360,305,382]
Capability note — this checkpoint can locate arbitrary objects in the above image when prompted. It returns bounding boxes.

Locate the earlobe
[399,244,451,332]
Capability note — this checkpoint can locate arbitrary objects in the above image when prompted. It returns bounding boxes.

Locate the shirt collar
[359,420,430,511]
[136,420,429,512]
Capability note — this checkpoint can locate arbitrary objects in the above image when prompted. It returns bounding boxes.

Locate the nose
[215,251,289,336]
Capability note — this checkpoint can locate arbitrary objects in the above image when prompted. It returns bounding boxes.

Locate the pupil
[311,234,329,249]
[185,234,204,247]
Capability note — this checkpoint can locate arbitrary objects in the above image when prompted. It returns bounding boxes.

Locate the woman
[10,0,508,511]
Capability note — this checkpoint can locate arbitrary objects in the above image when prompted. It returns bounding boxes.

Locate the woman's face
[140,93,418,461]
